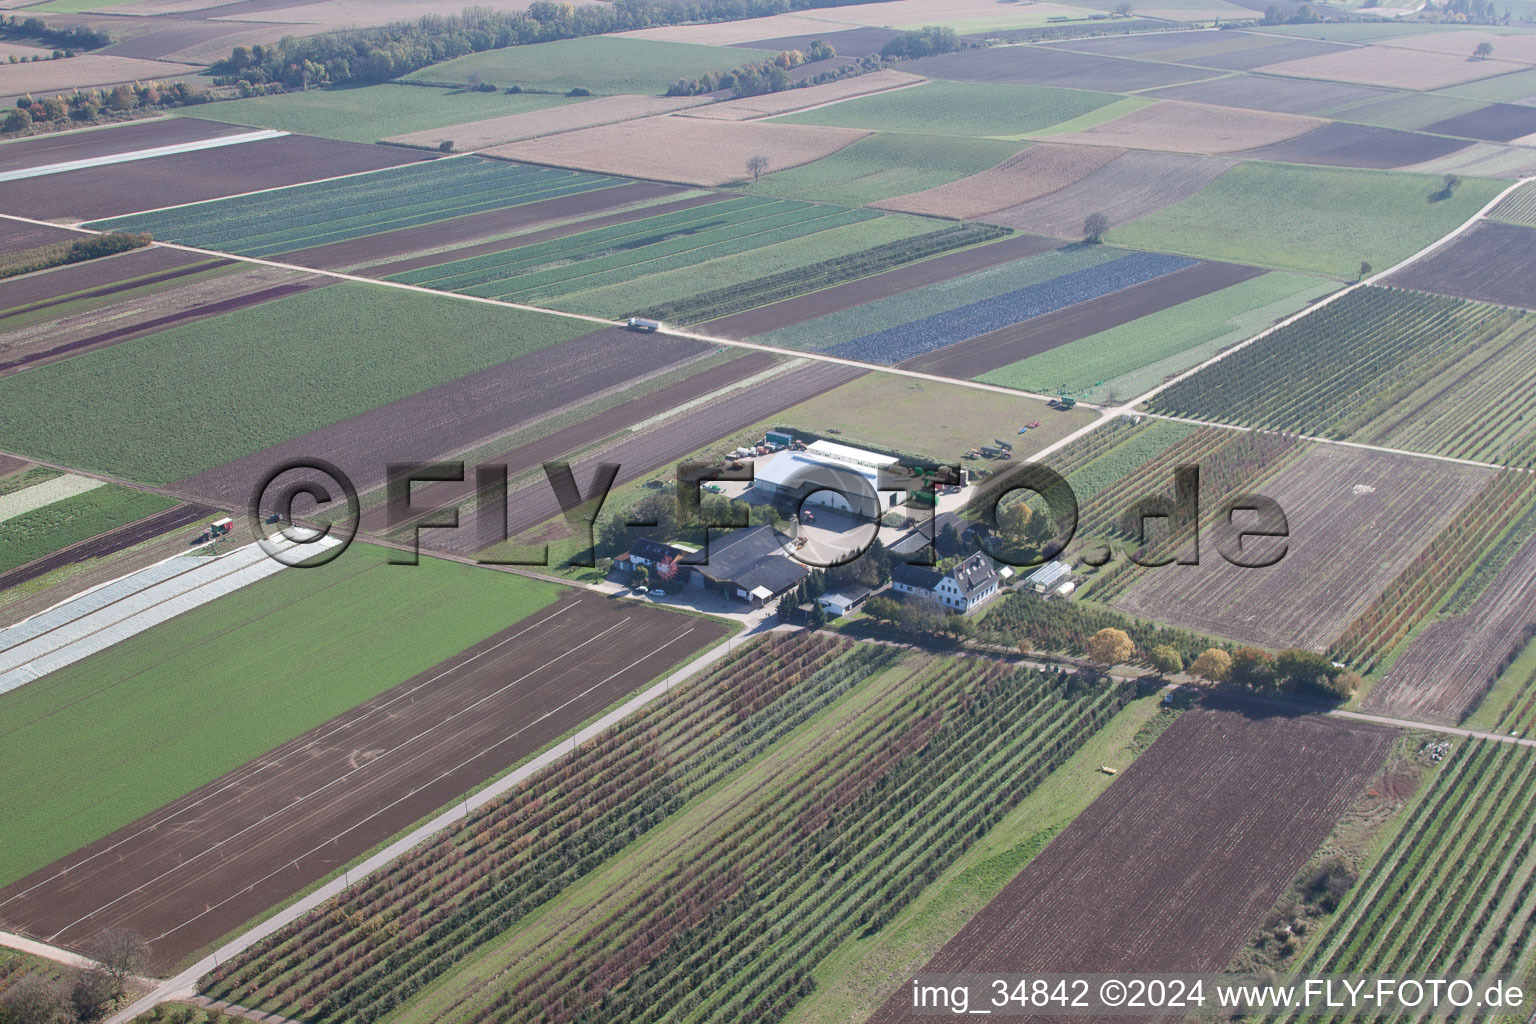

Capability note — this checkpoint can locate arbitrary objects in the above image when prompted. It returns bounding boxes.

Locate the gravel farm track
[0,502,211,591]
[0,135,429,222]
[865,700,1394,1024]
[899,260,1264,378]
[168,328,716,508]
[0,590,730,973]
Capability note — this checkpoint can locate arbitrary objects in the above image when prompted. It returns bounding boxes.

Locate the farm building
[1024,559,1075,596]
[889,511,990,558]
[818,585,874,618]
[754,440,903,518]
[692,525,809,606]
[614,538,693,585]
[891,552,1001,613]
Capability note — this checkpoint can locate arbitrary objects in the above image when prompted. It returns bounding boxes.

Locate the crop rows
[1270,740,1536,1024]
[1150,287,1514,437]
[828,251,1197,365]
[1331,471,1536,670]
[200,635,899,1022]
[472,659,1130,1024]
[1491,183,1536,228]
[1493,645,1536,736]
[96,158,620,257]
[387,196,881,303]
[632,223,1011,325]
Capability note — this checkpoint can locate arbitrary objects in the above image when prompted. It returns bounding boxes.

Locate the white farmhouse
[890,552,1001,614]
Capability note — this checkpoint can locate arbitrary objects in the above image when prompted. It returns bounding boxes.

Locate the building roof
[892,563,944,590]
[755,448,883,492]
[1026,560,1072,588]
[694,525,808,595]
[622,538,684,563]
[806,439,899,470]
[950,552,1000,600]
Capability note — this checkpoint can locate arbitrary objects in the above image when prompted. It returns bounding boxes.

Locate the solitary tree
[1085,627,1134,668]
[1475,40,1495,59]
[746,153,770,182]
[91,929,149,995]
[1115,1,1134,14]
[1189,647,1233,683]
[1083,211,1110,244]
[1358,260,1372,280]
[1148,643,1183,676]
[1443,172,1463,194]
[437,139,454,153]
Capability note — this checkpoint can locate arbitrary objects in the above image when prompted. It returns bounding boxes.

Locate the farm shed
[892,552,1000,613]
[818,585,873,617]
[692,525,808,605]
[753,440,901,518]
[1025,559,1075,595]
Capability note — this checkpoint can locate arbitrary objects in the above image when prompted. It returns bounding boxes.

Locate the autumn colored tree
[1085,627,1134,668]
[1189,647,1233,682]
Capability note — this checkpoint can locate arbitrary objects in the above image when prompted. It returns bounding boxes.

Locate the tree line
[212,0,890,90]
[0,16,111,52]
[5,82,210,138]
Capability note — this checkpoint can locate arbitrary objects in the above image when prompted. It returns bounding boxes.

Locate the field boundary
[101,621,752,1024]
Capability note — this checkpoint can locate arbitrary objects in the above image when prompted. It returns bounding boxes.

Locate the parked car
[651,588,667,597]
[633,585,649,594]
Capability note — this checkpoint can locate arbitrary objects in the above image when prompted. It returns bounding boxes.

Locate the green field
[979,271,1338,401]
[1328,91,1488,130]
[0,544,560,886]
[754,244,1122,352]
[1441,67,1536,102]
[0,285,590,485]
[185,85,578,144]
[95,158,620,258]
[1110,162,1504,278]
[402,36,775,95]
[743,132,1021,206]
[776,80,1121,138]
[0,485,176,574]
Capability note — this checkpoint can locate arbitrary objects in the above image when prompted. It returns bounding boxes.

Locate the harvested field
[145,23,321,64]
[0,42,49,59]
[484,116,870,187]
[0,455,27,479]
[0,246,212,314]
[1116,446,1491,650]
[1363,531,1536,723]
[1240,121,1470,168]
[734,25,900,57]
[383,94,710,151]
[0,134,428,222]
[902,44,1222,91]
[871,143,1122,219]
[1382,29,1536,65]
[0,589,725,971]
[0,264,322,376]
[865,701,1392,1019]
[1052,99,1325,155]
[1389,220,1536,309]
[0,501,209,592]
[1050,29,1353,70]
[1260,45,1524,90]
[0,54,200,95]
[703,233,1059,339]
[775,80,1121,138]
[901,260,1264,378]
[0,220,78,257]
[1402,140,1536,177]
[273,180,701,271]
[459,359,863,556]
[681,70,923,121]
[171,328,713,508]
[1169,35,1355,70]
[1148,72,1388,114]
[986,149,1236,238]
[1424,101,1536,141]
[0,117,254,176]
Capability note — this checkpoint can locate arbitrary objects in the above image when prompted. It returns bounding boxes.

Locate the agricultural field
[483,115,871,187]
[1147,73,1391,115]
[0,483,175,574]
[903,43,1224,90]
[1242,121,1472,169]
[1490,180,1536,225]
[0,284,591,484]
[0,116,257,176]
[1389,219,1536,309]
[0,54,199,94]
[0,586,727,971]
[1052,100,1326,155]
[179,84,579,144]
[383,94,709,151]
[1114,445,1491,651]
[202,636,1132,1024]
[0,544,564,890]
[979,269,1336,400]
[402,36,777,95]
[1111,162,1505,277]
[0,134,429,222]
[1151,286,1536,466]
[866,702,1393,1022]
[871,143,1123,220]
[683,69,924,120]
[1260,44,1527,89]
[743,132,1022,207]
[776,80,1122,138]
[1268,739,1536,999]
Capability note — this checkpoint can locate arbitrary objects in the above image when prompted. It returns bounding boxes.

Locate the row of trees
[666,46,821,97]
[0,16,111,52]
[211,0,884,90]
[0,232,151,281]
[4,82,209,137]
